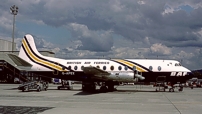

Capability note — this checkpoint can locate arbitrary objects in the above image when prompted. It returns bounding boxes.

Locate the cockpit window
[175,63,182,66]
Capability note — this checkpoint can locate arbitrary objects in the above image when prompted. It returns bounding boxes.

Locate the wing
[82,66,110,80]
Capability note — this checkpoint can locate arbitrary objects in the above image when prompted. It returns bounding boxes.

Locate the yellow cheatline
[114,59,146,72]
[23,39,67,71]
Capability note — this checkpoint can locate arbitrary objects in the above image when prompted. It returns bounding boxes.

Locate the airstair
[0,53,32,82]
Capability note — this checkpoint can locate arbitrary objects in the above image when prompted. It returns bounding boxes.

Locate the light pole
[10,5,18,52]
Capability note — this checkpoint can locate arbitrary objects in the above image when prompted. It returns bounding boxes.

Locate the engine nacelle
[107,72,135,82]
[135,74,145,80]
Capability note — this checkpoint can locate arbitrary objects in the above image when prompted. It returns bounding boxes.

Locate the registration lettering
[62,72,75,75]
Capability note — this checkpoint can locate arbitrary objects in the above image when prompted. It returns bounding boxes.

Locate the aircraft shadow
[4,88,18,90]
[74,91,102,95]
[73,89,164,95]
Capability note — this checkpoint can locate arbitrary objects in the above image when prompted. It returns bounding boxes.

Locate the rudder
[18,34,43,63]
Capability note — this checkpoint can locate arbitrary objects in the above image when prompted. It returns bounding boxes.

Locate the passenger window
[68,66,71,70]
[124,66,128,71]
[158,66,161,71]
[149,66,153,71]
[81,66,84,70]
[96,66,100,69]
[62,66,66,70]
[103,66,106,70]
[118,66,122,71]
[110,66,114,71]
[74,66,77,70]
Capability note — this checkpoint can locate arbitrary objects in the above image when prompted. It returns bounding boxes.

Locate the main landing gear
[82,81,117,92]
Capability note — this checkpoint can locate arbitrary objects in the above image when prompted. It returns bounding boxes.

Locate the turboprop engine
[107,72,135,82]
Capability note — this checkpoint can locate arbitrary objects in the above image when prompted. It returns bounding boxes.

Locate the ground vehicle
[57,80,73,90]
[18,81,48,92]
[52,78,61,84]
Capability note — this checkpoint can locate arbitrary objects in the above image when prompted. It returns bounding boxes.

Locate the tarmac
[0,84,202,114]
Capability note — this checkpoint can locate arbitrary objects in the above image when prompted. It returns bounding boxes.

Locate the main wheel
[37,86,41,92]
[23,86,29,92]
[169,88,174,92]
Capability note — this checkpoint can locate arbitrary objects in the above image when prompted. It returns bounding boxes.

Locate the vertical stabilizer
[18,34,64,71]
[18,34,43,63]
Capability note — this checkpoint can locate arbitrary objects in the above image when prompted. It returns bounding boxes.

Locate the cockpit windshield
[175,63,182,66]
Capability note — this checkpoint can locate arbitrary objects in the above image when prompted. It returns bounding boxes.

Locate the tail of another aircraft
[19,34,43,64]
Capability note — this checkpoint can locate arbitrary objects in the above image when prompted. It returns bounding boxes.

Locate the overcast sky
[0,0,202,70]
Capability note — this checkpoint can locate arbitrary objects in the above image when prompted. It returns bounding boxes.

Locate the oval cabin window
[110,66,114,71]
[158,66,161,71]
[149,66,153,71]
[124,66,128,71]
[74,66,77,70]
[118,66,122,71]
[81,66,84,70]
[68,66,71,70]
[103,66,106,70]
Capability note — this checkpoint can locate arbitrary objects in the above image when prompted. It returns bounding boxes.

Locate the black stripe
[124,59,152,72]
[109,59,134,71]
[23,36,71,71]
[22,44,53,70]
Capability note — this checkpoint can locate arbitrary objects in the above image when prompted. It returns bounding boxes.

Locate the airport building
[0,39,16,51]
[0,38,55,83]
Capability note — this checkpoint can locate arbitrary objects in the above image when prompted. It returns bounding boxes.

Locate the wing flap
[83,66,110,76]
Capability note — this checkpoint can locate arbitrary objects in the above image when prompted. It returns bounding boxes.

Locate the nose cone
[183,67,195,79]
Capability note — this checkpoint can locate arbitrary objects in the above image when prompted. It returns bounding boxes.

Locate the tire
[37,86,41,92]
[23,86,28,92]
[169,88,174,92]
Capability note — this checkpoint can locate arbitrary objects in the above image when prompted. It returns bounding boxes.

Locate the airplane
[18,34,193,92]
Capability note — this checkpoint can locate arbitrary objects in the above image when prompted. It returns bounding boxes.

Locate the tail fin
[19,34,68,72]
[18,34,43,63]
